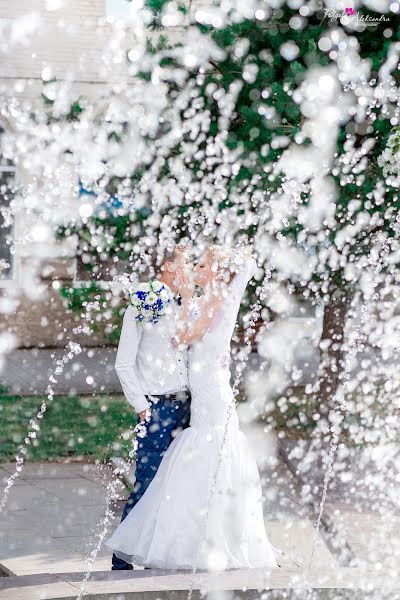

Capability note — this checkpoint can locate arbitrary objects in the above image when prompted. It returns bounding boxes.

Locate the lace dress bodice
[188,258,256,428]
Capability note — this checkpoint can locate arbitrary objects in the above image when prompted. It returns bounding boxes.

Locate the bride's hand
[172,334,187,349]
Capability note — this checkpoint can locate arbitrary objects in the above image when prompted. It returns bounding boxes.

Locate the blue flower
[136,290,147,301]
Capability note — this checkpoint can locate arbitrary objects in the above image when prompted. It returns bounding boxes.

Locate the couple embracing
[106,244,278,571]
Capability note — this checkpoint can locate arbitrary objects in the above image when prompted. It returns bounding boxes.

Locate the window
[105,0,131,20]
[0,127,15,281]
[74,182,130,283]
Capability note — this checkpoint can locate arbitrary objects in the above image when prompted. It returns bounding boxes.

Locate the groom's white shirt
[115,302,189,413]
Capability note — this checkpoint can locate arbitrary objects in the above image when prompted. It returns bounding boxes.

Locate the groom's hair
[157,244,177,272]
[162,246,176,264]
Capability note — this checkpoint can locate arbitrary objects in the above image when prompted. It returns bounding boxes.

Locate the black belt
[145,391,190,402]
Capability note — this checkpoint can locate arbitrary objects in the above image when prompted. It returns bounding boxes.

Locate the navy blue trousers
[112,392,191,570]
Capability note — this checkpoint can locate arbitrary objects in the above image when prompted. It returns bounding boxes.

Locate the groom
[112,245,192,570]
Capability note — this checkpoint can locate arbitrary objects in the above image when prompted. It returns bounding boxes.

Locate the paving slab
[278,437,400,570]
[68,463,122,488]
[14,557,112,576]
[0,457,325,577]
[0,463,126,576]
[1,567,400,600]
[266,520,334,570]
[60,535,113,558]
[7,503,115,538]
[3,484,61,511]
[2,448,395,584]
[1,462,87,479]
[0,469,29,487]
[324,505,400,571]
[0,573,88,599]
[32,478,112,505]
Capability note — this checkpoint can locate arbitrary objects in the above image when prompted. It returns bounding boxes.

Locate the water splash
[75,421,141,599]
[186,264,273,600]
[75,464,127,600]
[304,236,393,590]
[0,341,82,511]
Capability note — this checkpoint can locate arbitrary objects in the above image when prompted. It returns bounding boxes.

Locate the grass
[1,386,392,463]
[0,391,137,463]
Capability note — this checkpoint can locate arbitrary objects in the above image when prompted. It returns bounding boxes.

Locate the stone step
[0,568,399,600]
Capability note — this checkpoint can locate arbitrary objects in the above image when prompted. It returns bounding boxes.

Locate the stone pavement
[0,462,127,576]
[1,567,399,600]
[278,437,400,571]
[0,453,334,579]
[1,433,400,598]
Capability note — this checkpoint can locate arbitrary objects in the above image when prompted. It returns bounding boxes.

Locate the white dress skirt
[106,259,278,570]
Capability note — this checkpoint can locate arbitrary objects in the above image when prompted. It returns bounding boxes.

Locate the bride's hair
[207,245,240,286]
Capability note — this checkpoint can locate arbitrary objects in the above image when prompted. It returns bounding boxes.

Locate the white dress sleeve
[228,256,257,301]
[115,305,150,414]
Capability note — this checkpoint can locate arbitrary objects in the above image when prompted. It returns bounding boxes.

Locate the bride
[106,245,278,571]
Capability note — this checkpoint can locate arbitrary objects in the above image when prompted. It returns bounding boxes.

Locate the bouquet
[129,279,173,324]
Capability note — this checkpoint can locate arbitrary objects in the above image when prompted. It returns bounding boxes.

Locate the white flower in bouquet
[150,280,164,293]
[130,303,141,318]
[159,288,170,301]
[137,282,151,294]
[147,292,157,304]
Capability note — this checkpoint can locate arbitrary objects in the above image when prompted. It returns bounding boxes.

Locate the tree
[54,1,399,424]
[139,2,400,424]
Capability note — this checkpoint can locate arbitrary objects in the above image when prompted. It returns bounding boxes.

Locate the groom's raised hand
[175,269,194,301]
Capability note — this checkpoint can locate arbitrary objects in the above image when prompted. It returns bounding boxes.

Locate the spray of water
[1,5,399,595]
[75,465,127,599]
[186,264,272,600]
[74,411,147,598]
[0,340,82,511]
[304,236,393,593]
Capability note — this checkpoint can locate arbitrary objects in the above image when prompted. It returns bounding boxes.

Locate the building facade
[0,0,144,347]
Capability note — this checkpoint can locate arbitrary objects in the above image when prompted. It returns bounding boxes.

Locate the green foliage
[41,79,86,121]
[60,283,123,344]
[186,11,398,300]
[142,0,169,14]
[60,281,102,311]
[57,5,400,321]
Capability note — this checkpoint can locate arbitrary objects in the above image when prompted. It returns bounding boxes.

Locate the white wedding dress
[106,258,278,571]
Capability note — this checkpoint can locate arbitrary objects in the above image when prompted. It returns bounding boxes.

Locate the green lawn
[0,392,137,462]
